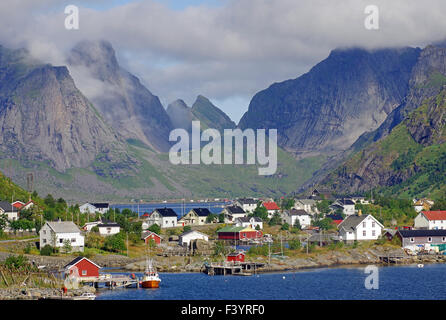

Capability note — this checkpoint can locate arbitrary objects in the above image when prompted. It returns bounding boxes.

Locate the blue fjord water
[95,263,446,300]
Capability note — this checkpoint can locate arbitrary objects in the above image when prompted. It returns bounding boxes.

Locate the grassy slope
[321,89,446,200]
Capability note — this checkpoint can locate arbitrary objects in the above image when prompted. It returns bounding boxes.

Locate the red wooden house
[226,251,245,262]
[217,226,263,241]
[64,257,101,278]
[141,231,162,245]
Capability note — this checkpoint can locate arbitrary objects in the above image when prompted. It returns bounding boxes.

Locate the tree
[316,200,331,214]
[0,214,8,232]
[206,213,218,223]
[293,219,302,231]
[104,233,126,252]
[281,198,295,210]
[40,245,53,256]
[288,239,301,250]
[218,213,225,223]
[63,239,72,253]
[183,225,192,233]
[313,218,335,230]
[253,206,268,221]
[268,212,282,226]
[431,199,446,211]
[281,223,289,231]
[148,224,161,235]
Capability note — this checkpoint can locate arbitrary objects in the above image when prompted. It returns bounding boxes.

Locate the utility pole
[127,232,129,257]
[307,234,309,254]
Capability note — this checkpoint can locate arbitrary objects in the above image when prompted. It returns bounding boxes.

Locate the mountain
[191,95,236,132]
[166,99,193,131]
[166,95,236,133]
[352,45,446,149]
[238,47,421,157]
[0,45,133,173]
[67,40,173,152]
[316,87,446,199]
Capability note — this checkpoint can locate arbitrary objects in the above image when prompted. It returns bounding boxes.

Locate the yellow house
[178,208,212,226]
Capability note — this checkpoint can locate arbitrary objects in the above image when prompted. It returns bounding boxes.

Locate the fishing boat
[141,259,161,288]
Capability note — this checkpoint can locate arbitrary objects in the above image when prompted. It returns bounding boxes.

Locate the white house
[0,201,18,221]
[145,208,178,228]
[178,230,209,247]
[235,198,258,213]
[223,205,247,223]
[338,214,384,241]
[79,203,110,214]
[330,199,356,216]
[39,221,85,252]
[262,201,280,218]
[282,209,311,229]
[235,216,263,230]
[82,221,102,232]
[414,211,446,230]
[293,199,318,215]
[97,222,121,236]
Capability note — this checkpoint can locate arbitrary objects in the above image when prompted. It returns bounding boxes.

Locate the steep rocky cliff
[0,45,133,173]
[238,47,421,157]
[317,87,446,198]
[68,40,173,152]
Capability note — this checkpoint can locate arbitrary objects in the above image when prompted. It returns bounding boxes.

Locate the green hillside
[318,89,446,200]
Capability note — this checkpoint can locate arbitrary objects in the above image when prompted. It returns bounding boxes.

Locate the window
[43,230,46,235]
[372,230,376,237]
[410,238,414,243]
[428,237,432,242]
[59,239,63,243]
[363,230,366,237]
[442,237,446,242]
[372,222,375,228]
[362,222,366,228]
[71,238,76,243]
[82,270,87,276]
[43,239,47,244]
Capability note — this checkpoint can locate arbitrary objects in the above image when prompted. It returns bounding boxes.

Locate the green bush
[288,239,301,250]
[148,224,161,235]
[40,244,53,256]
[4,255,28,269]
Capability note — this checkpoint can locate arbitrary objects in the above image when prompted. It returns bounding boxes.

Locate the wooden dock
[203,261,265,276]
[77,274,140,289]
[378,254,406,265]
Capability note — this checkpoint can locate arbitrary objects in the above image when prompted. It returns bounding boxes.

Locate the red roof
[263,201,280,210]
[12,202,25,209]
[422,211,446,221]
[141,212,150,217]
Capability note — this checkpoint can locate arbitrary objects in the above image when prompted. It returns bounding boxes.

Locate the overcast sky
[1,0,446,122]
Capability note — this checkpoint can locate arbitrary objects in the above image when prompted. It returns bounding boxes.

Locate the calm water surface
[95,263,446,300]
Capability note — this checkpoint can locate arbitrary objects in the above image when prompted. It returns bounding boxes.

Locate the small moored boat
[141,259,161,288]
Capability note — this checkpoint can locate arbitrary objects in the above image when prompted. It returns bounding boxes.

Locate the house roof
[154,208,178,217]
[263,201,280,210]
[336,199,355,206]
[398,229,446,238]
[91,203,109,209]
[326,214,344,221]
[237,198,257,205]
[46,221,81,233]
[180,230,208,238]
[141,212,150,217]
[98,222,120,228]
[225,205,246,214]
[295,199,316,205]
[235,216,262,223]
[288,209,309,216]
[12,201,25,209]
[218,226,246,233]
[64,256,101,269]
[421,211,446,221]
[0,201,14,212]
[228,251,245,257]
[141,230,162,240]
[338,214,383,232]
[191,208,212,216]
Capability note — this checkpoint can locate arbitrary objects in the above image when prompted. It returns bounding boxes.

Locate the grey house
[396,229,446,248]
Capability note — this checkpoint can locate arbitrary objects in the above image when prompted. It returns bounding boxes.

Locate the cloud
[1,0,446,122]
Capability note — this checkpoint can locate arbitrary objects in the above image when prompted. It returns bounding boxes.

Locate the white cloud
[1,0,446,122]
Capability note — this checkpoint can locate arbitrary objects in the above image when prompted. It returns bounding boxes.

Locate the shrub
[288,239,301,250]
[40,244,53,256]
[4,255,28,269]
[183,226,192,233]
[281,223,289,231]
[148,224,161,235]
